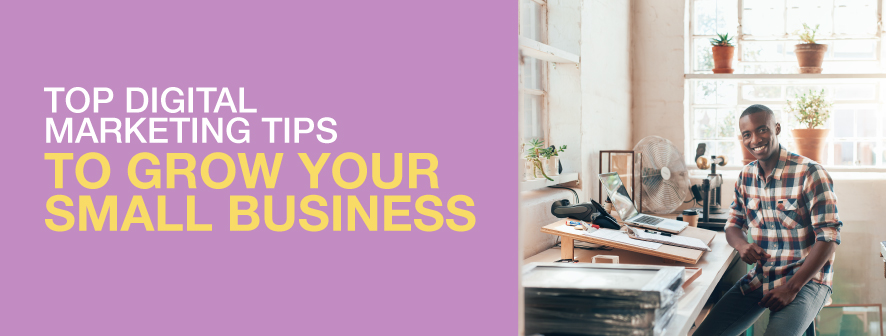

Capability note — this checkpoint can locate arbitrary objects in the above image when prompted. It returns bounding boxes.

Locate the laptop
[597,172,688,234]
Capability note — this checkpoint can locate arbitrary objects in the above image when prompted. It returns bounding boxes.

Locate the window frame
[686,0,886,171]
[519,0,550,153]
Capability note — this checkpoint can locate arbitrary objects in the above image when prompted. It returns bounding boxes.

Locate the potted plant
[787,89,832,163]
[709,33,735,74]
[540,145,567,176]
[795,23,827,73]
[525,139,553,181]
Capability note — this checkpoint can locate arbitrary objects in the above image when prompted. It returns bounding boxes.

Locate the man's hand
[736,242,771,265]
[759,285,800,312]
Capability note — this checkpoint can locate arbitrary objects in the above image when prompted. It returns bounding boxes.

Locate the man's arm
[725,171,771,265]
[727,225,770,265]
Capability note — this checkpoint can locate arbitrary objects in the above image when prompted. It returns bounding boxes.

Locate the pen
[645,229,672,237]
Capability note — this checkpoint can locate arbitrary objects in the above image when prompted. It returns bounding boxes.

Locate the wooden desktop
[525,214,739,336]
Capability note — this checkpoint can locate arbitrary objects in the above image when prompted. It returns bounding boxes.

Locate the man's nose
[749,133,761,145]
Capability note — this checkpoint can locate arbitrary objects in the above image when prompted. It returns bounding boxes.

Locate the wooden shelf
[519,36,580,64]
[520,172,579,192]
[685,73,886,79]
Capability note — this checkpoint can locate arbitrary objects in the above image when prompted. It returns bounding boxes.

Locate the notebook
[623,226,711,252]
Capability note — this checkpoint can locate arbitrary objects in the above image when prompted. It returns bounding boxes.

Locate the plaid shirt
[726,146,842,295]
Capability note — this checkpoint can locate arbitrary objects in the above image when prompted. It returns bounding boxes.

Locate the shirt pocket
[745,198,762,227]
[777,199,801,229]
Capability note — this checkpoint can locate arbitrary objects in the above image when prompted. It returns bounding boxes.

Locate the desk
[524,229,738,336]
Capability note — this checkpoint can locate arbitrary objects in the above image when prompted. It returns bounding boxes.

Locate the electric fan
[632,136,690,214]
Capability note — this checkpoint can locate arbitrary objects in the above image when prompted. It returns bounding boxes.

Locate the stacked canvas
[523,263,684,336]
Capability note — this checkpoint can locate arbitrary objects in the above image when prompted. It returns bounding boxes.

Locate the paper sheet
[585,228,662,250]
[635,230,711,251]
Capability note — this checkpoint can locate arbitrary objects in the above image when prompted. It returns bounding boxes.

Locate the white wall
[581,0,634,202]
[631,0,687,149]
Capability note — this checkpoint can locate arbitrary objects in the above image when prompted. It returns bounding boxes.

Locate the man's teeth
[752,146,766,153]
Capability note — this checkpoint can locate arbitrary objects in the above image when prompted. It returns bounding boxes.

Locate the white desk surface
[523,231,738,336]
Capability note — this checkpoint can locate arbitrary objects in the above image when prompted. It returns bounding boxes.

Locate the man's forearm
[785,240,837,292]
[725,226,749,250]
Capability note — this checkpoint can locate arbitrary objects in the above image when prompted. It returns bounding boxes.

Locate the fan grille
[633,136,690,214]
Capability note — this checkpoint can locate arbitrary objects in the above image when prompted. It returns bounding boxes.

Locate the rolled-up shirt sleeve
[726,173,747,231]
[804,165,842,244]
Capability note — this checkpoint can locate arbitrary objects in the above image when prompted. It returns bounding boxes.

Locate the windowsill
[685,73,886,79]
[520,172,579,192]
[519,36,580,64]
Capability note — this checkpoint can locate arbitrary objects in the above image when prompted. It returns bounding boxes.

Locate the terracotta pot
[791,129,829,163]
[795,44,828,74]
[711,46,735,74]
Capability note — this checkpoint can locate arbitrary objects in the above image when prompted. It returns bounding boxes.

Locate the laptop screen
[598,172,640,221]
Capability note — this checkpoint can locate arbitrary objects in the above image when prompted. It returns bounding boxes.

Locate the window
[690,0,882,74]
[688,0,886,167]
[519,0,548,145]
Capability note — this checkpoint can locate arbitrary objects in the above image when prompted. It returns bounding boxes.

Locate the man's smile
[750,144,768,154]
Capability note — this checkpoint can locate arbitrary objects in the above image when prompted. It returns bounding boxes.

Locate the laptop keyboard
[633,215,665,225]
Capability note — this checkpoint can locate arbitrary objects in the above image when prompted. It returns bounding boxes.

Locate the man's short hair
[740,104,775,120]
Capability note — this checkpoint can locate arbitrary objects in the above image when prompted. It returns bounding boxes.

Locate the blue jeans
[694,280,832,336]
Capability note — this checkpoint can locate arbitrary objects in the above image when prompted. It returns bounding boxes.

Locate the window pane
[521,57,545,91]
[717,109,736,137]
[693,0,738,36]
[695,80,718,104]
[831,40,877,60]
[694,38,715,71]
[694,0,718,35]
[834,1,878,35]
[695,109,717,138]
[857,141,876,165]
[822,60,881,74]
[718,141,738,162]
[520,0,545,42]
[833,109,854,137]
[742,0,785,36]
[786,0,834,37]
[522,94,544,142]
[743,85,783,101]
[742,41,787,62]
[833,141,853,165]
[717,81,737,104]
[694,80,737,104]
[834,84,876,100]
[693,141,716,157]
[856,109,876,137]
[786,86,830,101]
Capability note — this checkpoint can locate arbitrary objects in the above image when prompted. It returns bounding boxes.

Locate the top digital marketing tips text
[44,87,337,144]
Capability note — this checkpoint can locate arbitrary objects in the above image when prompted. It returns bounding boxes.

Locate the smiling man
[694,104,842,335]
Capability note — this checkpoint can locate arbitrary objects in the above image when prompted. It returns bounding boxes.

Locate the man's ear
[775,122,781,135]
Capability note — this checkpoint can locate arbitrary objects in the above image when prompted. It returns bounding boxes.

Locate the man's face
[739,111,781,161]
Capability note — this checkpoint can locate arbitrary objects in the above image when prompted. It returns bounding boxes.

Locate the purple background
[0,1,516,335]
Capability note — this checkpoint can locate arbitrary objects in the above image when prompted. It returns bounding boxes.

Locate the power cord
[547,186,579,204]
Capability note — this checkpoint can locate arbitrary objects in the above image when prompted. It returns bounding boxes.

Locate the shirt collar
[754,145,787,181]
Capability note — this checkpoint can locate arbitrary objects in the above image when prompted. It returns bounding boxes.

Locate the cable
[547,186,579,204]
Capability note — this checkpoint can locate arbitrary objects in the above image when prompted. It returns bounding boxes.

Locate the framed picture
[599,150,636,205]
